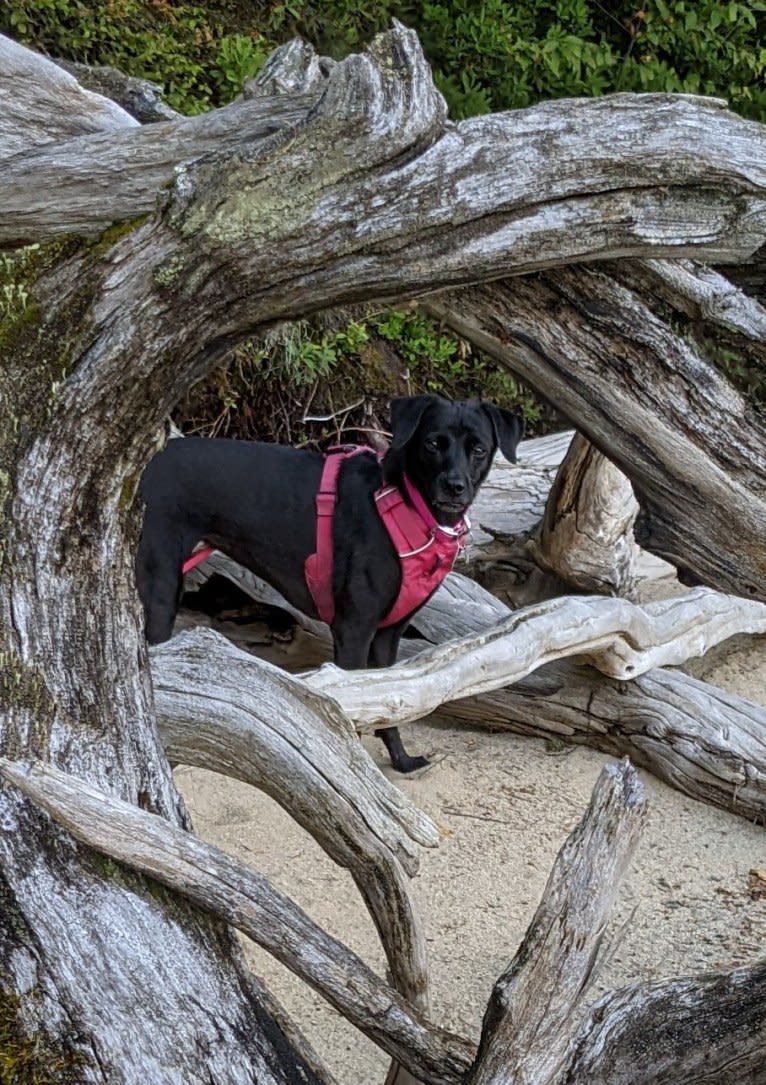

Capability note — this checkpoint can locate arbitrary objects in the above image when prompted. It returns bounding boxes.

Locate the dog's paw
[396,754,429,774]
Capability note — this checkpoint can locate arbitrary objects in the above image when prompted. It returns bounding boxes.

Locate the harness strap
[181,544,215,576]
[305,445,375,625]
[374,486,435,557]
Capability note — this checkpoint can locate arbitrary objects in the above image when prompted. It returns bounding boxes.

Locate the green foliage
[372,308,541,423]
[1,0,272,114]
[4,1,766,119]
[175,309,545,445]
[265,0,766,120]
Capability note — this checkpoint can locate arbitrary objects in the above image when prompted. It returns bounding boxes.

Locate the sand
[174,605,766,1083]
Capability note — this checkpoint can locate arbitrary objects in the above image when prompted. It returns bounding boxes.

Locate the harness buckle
[315,492,336,517]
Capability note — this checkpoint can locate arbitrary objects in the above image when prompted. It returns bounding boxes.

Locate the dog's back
[137,438,326,641]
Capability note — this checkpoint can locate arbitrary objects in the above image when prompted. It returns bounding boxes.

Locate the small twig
[303,397,365,423]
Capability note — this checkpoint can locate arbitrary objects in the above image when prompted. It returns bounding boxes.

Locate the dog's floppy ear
[389,395,439,450]
[481,404,525,463]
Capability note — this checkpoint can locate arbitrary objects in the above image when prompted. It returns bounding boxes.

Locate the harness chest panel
[304,446,468,628]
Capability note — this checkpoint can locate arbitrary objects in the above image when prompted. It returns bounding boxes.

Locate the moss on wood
[0,992,91,1085]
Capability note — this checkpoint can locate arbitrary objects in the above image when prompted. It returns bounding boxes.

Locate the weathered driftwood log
[424,261,766,602]
[560,963,766,1084]
[4,21,766,1081]
[0,759,473,1085]
[468,759,647,1085]
[154,580,766,823]
[151,629,438,1016]
[420,573,766,823]
[441,662,766,825]
[305,588,766,731]
[526,432,640,599]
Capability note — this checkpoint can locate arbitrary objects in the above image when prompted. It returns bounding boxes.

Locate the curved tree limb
[0,758,473,1085]
[151,628,438,1014]
[3,30,766,275]
[424,264,766,600]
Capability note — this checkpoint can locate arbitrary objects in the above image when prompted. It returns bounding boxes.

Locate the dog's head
[382,395,524,524]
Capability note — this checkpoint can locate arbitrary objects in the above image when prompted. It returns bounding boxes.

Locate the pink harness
[304,446,469,628]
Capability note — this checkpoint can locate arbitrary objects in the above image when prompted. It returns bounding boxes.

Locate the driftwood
[305,588,766,730]
[419,573,766,824]
[7,754,765,1084]
[180,536,766,826]
[441,660,766,824]
[151,629,437,1019]
[0,758,473,1085]
[526,432,640,599]
[424,260,766,601]
[4,21,766,1083]
[153,578,766,825]
[468,760,647,1084]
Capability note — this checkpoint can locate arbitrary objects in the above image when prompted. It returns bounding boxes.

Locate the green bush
[268,0,766,121]
[4,1,766,119]
[1,0,272,113]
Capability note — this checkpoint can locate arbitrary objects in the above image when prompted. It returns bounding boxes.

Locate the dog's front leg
[369,624,428,775]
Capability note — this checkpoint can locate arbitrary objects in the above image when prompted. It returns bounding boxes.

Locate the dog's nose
[444,478,466,497]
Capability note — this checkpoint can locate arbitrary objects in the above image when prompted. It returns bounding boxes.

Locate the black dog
[136,396,523,772]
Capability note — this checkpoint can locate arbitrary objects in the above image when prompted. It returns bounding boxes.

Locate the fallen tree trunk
[305,588,766,730]
[560,963,766,1084]
[440,661,766,824]
[421,574,766,823]
[150,581,766,824]
[424,261,766,600]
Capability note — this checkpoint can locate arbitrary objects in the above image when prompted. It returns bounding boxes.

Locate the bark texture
[424,262,766,600]
[3,20,766,1084]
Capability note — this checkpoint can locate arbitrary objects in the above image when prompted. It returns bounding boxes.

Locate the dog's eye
[424,438,440,454]
[471,444,487,458]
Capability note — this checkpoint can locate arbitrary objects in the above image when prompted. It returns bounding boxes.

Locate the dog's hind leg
[135,517,196,645]
[369,624,428,775]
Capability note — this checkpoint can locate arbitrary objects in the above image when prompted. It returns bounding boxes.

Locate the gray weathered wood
[420,573,766,823]
[5,21,766,1082]
[527,432,640,598]
[560,964,766,1084]
[468,760,647,1084]
[305,588,766,731]
[4,31,766,275]
[0,758,473,1085]
[151,628,438,1014]
[441,661,766,825]
[424,264,766,601]
[158,579,766,823]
